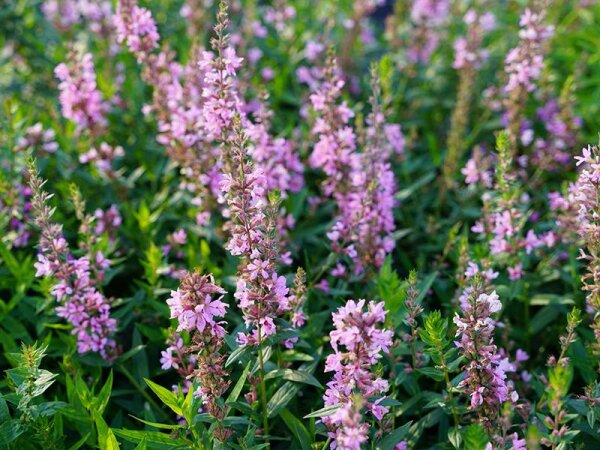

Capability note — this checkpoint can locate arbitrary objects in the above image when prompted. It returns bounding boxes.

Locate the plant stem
[439,342,460,427]
[257,324,270,448]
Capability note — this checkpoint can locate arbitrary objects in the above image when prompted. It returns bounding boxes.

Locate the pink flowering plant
[1,1,600,449]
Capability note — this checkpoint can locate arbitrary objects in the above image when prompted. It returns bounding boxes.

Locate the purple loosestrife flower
[114,0,159,62]
[310,61,400,277]
[28,165,117,359]
[43,0,114,36]
[202,4,303,348]
[531,97,582,170]
[55,51,109,135]
[503,8,554,143]
[165,271,232,441]
[323,300,393,449]
[327,75,398,276]
[569,145,600,358]
[308,53,359,199]
[1,180,33,249]
[469,134,555,279]
[16,123,58,154]
[407,0,450,64]
[79,142,124,178]
[220,120,293,347]
[115,1,224,222]
[452,10,495,70]
[167,273,227,336]
[454,282,517,431]
[246,96,304,198]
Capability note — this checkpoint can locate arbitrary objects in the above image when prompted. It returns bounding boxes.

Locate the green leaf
[68,433,91,450]
[280,409,311,450]
[0,394,10,423]
[266,381,300,419]
[375,257,406,326]
[530,306,562,335]
[113,430,189,449]
[415,272,438,305]
[396,172,436,201]
[463,424,490,450]
[265,369,323,388]
[130,416,183,430]
[448,427,462,448]
[415,367,445,382]
[94,370,113,415]
[133,438,148,450]
[226,361,251,404]
[0,420,23,445]
[376,422,411,450]
[303,404,342,419]
[95,412,120,450]
[116,345,146,364]
[225,345,249,368]
[144,379,182,416]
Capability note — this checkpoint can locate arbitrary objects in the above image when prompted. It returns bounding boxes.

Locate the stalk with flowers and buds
[443,8,495,189]
[322,299,393,450]
[28,161,117,360]
[502,7,554,148]
[453,278,517,436]
[165,271,232,442]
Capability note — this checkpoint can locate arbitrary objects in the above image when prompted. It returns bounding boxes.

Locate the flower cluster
[79,142,124,177]
[164,271,232,441]
[323,299,393,449]
[0,181,33,249]
[221,123,294,347]
[43,0,113,35]
[114,0,159,62]
[308,53,359,199]
[504,9,554,94]
[407,0,450,64]
[469,134,555,279]
[452,10,495,70]
[28,165,117,359]
[55,51,109,135]
[454,285,517,431]
[114,1,224,222]
[569,145,600,356]
[16,123,58,154]
[326,76,398,276]
[531,97,582,170]
[247,97,304,199]
[503,8,554,142]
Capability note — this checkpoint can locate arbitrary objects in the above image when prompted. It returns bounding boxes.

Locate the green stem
[524,282,531,354]
[257,325,270,448]
[439,343,459,427]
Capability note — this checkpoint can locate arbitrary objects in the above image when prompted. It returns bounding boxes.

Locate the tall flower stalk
[165,271,232,442]
[570,145,600,364]
[28,162,117,359]
[310,57,400,277]
[454,279,517,436]
[502,7,554,147]
[323,299,393,450]
[443,9,495,188]
[55,51,109,136]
